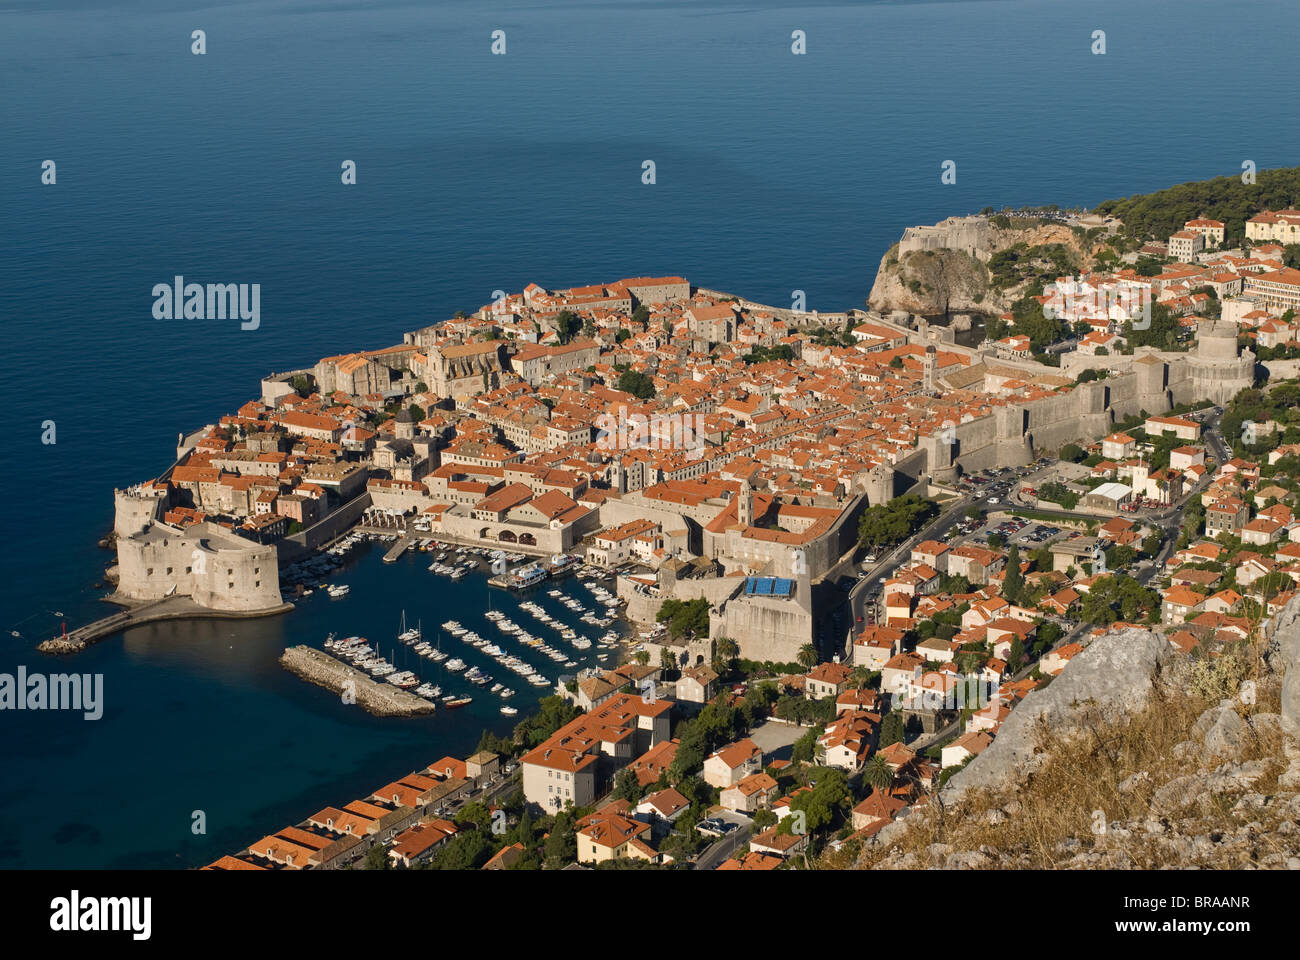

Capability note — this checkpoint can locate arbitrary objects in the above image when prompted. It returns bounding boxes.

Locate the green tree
[544,811,576,865]
[669,727,707,783]
[864,754,894,793]
[858,494,939,550]
[611,767,642,804]
[454,801,491,830]
[797,643,818,670]
[553,310,580,344]
[714,636,739,672]
[878,712,905,748]
[1006,636,1025,674]
[1003,544,1024,603]
[365,843,391,870]
[615,369,656,399]
[656,597,710,639]
[790,727,819,764]
[783,768,849,833]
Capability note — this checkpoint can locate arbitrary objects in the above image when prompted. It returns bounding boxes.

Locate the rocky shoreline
[279,644,437,717]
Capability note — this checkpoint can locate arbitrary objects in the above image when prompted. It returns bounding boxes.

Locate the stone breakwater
[38,596,294,655]
[279,645,436,717]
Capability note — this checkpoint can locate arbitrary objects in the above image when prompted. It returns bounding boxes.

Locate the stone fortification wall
[114,488,166,538]
[898,217,994,261]
[711,593,813,664]
[116,521,282,611]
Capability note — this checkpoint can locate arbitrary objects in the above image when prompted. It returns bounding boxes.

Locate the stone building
[115,520,283,611]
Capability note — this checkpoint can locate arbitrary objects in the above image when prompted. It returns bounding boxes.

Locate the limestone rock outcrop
[944,627,1171,801]
[867,216,1095,316]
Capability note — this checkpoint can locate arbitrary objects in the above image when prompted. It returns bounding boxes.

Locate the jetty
[382,534,414,563]
[38,595,294,655]
[279,645,437,717]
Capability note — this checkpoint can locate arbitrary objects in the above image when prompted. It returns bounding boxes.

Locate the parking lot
[972,513,1069,547]
[932,497,1077,556]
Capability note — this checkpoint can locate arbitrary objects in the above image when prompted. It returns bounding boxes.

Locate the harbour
[275,531,636,720]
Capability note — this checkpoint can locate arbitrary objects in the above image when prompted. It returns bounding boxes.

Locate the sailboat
[398,610,421,644]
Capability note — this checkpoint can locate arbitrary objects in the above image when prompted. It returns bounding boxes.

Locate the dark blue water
[2,0,1297,867]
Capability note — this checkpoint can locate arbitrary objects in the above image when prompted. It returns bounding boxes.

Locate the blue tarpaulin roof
[746,576,793,597]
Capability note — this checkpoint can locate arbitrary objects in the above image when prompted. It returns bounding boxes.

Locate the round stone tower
[1196,319,1240,362]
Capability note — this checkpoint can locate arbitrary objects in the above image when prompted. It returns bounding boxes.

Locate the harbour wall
[279,645,437,717]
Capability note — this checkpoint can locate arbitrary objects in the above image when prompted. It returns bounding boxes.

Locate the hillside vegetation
[1094,166,1300,242]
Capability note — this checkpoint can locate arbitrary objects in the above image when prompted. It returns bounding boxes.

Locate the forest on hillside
[1093,166,1300,241]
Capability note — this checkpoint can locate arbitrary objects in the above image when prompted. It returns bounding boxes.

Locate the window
[255,581,260,588]
[185,566,191,574]
[146,568,153,576]
[166,567,173,575]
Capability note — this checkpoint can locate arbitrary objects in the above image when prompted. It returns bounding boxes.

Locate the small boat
[327,584,350,598]
[444,697,472,709]
[398,611,421,644]
[500,688,515,698]
[500,706,518,716]
[445,658,467,672]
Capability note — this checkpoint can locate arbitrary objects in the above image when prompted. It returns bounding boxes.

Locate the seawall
[279,644,437,717]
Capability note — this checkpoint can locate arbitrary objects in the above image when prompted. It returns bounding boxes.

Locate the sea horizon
[4,0,1300,869]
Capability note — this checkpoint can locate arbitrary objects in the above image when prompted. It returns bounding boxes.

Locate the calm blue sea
[1,0,1297,867]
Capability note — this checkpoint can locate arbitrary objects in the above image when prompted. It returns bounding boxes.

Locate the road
[848,410,1227,753]
[843,459,1043,645]
[693,810,754,870]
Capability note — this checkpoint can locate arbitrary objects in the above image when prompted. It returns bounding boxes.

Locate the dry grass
[834,645,1296,870]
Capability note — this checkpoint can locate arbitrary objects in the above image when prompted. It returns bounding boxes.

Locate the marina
[275,532,638,723]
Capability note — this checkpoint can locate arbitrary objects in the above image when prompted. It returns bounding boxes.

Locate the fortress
[112,486,284,612]
[882,320,1254,490]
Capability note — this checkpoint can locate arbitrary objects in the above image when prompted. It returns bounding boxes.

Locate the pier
[382,534,414,563]
[38,595,295,655]
[279,645,436,717]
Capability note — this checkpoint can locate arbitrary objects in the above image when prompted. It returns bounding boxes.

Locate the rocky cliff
[866,216,1099,316]
[842,598,1300,870]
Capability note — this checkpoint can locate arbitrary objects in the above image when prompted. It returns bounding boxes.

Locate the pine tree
[1003,544,1024,604]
